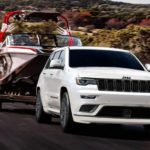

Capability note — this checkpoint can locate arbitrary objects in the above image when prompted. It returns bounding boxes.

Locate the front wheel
[36,90,52,123]
[60,92,75,133]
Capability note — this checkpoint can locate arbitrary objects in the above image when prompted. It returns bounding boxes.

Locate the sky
[111,0,150,4]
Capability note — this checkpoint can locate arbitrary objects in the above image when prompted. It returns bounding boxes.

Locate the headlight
[76,78,97,86]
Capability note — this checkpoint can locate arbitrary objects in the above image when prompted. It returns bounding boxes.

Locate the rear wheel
[60,92,75,133]
[36,90,52,123]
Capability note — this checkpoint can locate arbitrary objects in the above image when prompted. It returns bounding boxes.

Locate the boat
[0,11,82,106]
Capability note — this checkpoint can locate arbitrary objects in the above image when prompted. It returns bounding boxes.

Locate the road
[0,103,150,150]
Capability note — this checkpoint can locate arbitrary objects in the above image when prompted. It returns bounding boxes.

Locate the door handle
[43,72,46,75]
[50,73,53,76]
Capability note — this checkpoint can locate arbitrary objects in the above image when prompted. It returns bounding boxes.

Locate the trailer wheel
[0,103,2,111]
[36,90,52,123]
[144,125,150,134]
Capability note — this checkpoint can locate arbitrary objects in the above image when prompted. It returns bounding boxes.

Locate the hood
[72,67,150,80]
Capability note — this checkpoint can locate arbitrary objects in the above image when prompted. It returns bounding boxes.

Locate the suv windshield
[69,50,144,70]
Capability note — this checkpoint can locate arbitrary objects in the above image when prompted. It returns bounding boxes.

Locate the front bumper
[73,115,150,125]
[69,88,150,124]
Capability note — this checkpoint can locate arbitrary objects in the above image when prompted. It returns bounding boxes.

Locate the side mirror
[50,59,63,69]
[145,64,150,71]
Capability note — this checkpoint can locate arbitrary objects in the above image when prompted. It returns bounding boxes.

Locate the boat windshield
[8,33,82,47]
[9,34,40,46]
[39,34,82,47]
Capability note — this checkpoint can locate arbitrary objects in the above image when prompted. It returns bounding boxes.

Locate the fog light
[79,105,98,112]
[80,95,96,99]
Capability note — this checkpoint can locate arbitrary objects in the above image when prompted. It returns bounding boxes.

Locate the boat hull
[0,53,49,103]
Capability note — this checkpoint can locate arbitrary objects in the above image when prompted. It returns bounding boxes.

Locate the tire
[144,125,150,134]
[36,90,52,123]
[0,102,2,111]
[60,92,75,133]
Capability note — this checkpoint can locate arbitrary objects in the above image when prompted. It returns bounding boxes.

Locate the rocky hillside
[0,0,149,29]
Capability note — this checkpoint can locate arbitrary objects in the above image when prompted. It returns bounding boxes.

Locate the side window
[44,52,55,69]
[59,51,65,66]
[53,51,61,60]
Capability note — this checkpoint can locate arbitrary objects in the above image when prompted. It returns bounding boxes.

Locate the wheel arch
[60,86,73,113]
[36,87,40,95]
[60,87,68,101]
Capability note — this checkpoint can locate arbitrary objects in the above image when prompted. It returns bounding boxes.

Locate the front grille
[97,106,150,119]
[98,79,150,92]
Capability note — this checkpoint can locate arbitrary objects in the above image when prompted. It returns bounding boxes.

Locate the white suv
[36,46,150,132]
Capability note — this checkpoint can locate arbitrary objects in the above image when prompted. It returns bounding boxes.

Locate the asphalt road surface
[0,103,150,150]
